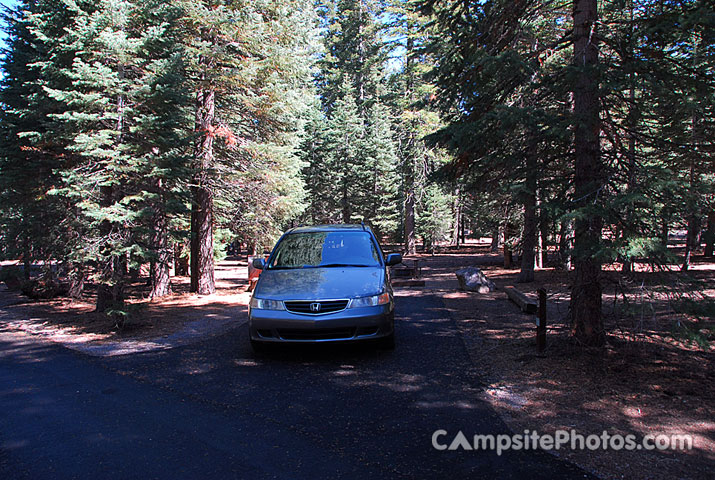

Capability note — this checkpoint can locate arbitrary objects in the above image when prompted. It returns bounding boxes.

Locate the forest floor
[1,246,713,479]
[409,242,714,480]
[0,259,251,355]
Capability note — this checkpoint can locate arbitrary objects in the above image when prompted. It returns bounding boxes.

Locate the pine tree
[302,0,400,237]
[134,0,192,298]
[23,0,193,308]
[416,183,452,251]
[0,0,77,279]
[39,0,186,310]
[418,0,572,276]
[301,109,342,223]
[216,0,320,252]
[363,101,400,238]
[329,85,364,223]
[384,0,450,253]
[182,1,320,293]
[321,0,384,114]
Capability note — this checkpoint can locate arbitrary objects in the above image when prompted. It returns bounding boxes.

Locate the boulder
[455,267,496,293]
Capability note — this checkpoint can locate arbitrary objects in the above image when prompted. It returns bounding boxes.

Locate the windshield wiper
[272,263,374,269]
[319,263,373,268]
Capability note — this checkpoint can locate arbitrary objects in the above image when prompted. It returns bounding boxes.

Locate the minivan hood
[254,266,385,300]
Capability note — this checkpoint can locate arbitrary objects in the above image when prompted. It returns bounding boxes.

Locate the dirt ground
[0,259,251,354]
[1,249,713,479]
[410,244,714,480]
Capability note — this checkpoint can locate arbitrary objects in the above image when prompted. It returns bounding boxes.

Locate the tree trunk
[622,0,638,274]
[503,222,513,268]
[403,156,416,253]
[150,193,172,298]
[682,33,703,270]
[402,25,417,256]
[96,184,124,313]
[341,180,350,223]
[503,243,513,268]
[621,123,637,274]
[558,219,572,270]
[96,65,127,312]
[190,185,215,294]
[404,188,416,255]
[537,201,548,268]
[97,78,126,313]
[96,255,124,313]
[491,228,500,252]
[703,209,715,257]
[451,186,461,246]
[661,218,669,249]
[128,249,140,281]
[681,161,700,271]
[502,204,513,267]
[570,0,604,346]
[22,241,31,281]
[518,166,537,283]
[190,82,216,295]
[119,253,129,277]
[461,214,466,244]
[174,242,189,276]
[682,213,700,271]
[67,262,84,299]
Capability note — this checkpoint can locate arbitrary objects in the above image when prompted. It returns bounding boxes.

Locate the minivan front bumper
[248,304,394,343]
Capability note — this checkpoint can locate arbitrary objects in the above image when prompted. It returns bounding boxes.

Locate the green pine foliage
[1,0,712,325]
[0,0,76,270]
[206,0,321,252]
[0,0,319,303]
[416,0,714,339]
[416,182,452,249]
[417,0,714,266]
[300,0,402,240]
[36,0,193,305]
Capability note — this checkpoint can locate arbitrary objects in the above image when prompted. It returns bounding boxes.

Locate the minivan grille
[277,327,356,340]
[284,300,349,315]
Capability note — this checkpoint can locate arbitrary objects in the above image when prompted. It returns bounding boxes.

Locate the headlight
[350,292,390,308]
[250,297,285,310]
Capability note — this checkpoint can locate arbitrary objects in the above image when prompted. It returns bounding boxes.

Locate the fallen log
[503,286,537,314]
[392,279,425,288]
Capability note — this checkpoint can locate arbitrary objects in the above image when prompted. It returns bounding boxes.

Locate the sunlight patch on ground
[485,385,528,410]
[414,400,477,410]
[336,372,427,393]
[2,319,111,344]
[233,358,261,367]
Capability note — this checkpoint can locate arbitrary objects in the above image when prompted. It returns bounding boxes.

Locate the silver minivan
[248,224,401,351]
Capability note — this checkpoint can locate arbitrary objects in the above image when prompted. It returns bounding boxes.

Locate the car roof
[286,224,372,234]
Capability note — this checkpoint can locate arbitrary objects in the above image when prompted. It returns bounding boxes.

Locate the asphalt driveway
[0,290,592,479]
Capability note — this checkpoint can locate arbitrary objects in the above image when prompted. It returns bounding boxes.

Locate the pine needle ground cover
[414,243,714,480]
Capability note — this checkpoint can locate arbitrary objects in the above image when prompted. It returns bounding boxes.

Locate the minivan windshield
[268,231,381,269]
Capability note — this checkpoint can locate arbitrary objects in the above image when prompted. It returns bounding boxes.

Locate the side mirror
[385,253,402,266]
[252,258,266,269]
